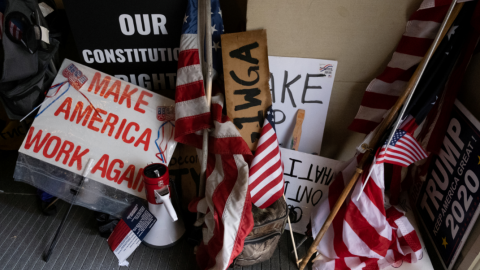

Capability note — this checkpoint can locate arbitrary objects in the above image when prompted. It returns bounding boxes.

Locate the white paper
[269,56,337,154]
[19,59,177,199]
[281,148,344,233]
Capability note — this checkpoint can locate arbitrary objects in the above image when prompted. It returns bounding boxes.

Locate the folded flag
[248,106,284,209]
[174,0,254,269]
[376,129,428,167]
[311,156,423,270]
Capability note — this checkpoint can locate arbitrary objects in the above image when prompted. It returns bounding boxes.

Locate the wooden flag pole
[198,0,214,219]
[297,2,463,269]
[287,109,306,267]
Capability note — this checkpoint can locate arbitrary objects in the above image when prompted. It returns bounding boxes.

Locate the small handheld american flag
[376,129,427,167]
[249,106,284,209]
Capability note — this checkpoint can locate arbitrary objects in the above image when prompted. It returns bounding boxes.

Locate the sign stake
[43,158,95,262]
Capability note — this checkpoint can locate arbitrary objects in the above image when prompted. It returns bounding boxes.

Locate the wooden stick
[45,198,59,211]
[298,2,462,269]
[290,109,305,151]
[287,109,306,266]
[284,194,300,267]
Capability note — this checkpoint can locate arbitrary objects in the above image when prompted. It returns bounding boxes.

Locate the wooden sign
[221,30,272,151]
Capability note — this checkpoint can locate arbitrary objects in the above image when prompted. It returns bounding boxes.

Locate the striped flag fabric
[375,129,428,167]
[311,156,423,270]
[248,106,284,209]
[348,0,472,135]
[174,0,254,269]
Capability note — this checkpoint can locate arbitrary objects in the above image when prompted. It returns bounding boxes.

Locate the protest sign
[222,30,272,151]
[168,144,200,211]
[269,56,337,154]
[63,0,187,98]
[18,59,177,200]
[281,148,344,234]
[416,100,480,270]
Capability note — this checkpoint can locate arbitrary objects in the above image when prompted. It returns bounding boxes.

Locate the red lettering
[68,146,89,170]
[54,97,72,120]
[115,119,127,140]
[119,85,138,108]
[87,72,111,96]
[134,128,152,151]
[87,108,107,132]
[55,140,74,164]
[132,168,144,191]
[104,80,121,102]
[117,165,135,188]
[24,127,51,153]
[70,101,93,126]
[122,122,139,144]
[101,113,119,136]
[134,91,153,114]
[91,154,109,178]
[107,159,124,182]
[43,136,61,159]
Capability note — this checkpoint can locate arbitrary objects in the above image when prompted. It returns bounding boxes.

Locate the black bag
[232,196,288,267]
[0,0,59,120]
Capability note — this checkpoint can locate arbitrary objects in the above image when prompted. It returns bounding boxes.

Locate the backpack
[232,196,288,267]
[0,0,59,120]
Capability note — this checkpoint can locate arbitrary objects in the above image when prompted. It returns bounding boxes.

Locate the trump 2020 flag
[249,106,284,209]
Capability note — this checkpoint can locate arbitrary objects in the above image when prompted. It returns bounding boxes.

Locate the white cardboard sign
[19,59,177,199]
[281,148,344,234]
[269,56,337,154]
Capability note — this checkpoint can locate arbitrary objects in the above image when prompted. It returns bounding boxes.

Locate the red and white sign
[19,59,177,199]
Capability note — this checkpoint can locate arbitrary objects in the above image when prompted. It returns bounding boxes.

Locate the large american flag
[174,0,254,269]
[248,106,284,209]
[311,156,423,270]
[348,0,472,135]
[376,129,428,167]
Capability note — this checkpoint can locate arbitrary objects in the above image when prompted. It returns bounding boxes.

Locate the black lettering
[229,42,259,64]
[178,156,184,166]
[233,110,263,129]
[6,128,19,138]
[284,158,302,178]
[234,88,262,111]
[189,156,195,163]
[17,125,25,135]
[170,157,177,166]
[312,190,323,206]
[269,72,275,103]
[230,66,260,86]
[281,71,299,107]
[302,74,325,104]
[298,164,314,182]
[288,185,302,202]
[251,132,261,143]
[284,181,290,194]
[0,133,6,140]
[273,109,285,124]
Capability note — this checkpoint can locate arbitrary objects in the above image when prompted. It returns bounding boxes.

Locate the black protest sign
[63,0,187,98]
[416,101,480,270]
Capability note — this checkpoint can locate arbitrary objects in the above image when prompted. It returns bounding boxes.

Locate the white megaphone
[142,163,185,248]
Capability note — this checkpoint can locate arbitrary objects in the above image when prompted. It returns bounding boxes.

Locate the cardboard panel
[221,30,272,150]
[247,0,424,160]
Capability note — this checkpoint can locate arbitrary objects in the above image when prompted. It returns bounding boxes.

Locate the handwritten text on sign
[19,59,177,199]
[269,56,337,154]
[281,148,344,234]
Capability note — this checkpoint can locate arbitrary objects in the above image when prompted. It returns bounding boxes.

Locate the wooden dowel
[298,2,463,269]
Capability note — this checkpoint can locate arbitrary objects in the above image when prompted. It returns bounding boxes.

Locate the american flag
[174,0,254,269]
[376,129,428,167]
[348,0,472,135]
[248,106,284,209]
[9,20,22,41]
[311,156,423,270]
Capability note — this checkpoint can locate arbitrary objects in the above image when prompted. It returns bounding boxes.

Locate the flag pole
[298,2,462,269]
[198,0,213,219]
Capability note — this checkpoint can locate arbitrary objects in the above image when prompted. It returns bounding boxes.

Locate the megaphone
[142,163,185,248]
